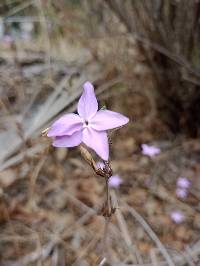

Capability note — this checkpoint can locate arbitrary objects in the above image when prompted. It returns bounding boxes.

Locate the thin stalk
[102,177,111,262]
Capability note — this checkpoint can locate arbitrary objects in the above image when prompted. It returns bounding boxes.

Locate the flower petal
[82,128,109,160]
[47,113,83,137]
[52,130,82,147]
[77,81,98,119]
[91,110,129,131]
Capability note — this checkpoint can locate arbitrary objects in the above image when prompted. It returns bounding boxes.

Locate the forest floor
[0,39,200,266]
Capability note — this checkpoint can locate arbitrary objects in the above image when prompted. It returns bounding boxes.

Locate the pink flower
[47,82,129,160]
[176,177,191,189]
[141,144,161,158]
[176,188,188,199]
[109,175,123,188]
[170,210,185,224]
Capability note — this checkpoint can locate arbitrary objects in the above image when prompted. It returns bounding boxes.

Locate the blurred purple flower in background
[176,176,191,199]
[108,175,123,188]
[141,144,161,158]
[170,210,185,224]
[47,81,129,160]
[176,177,191,189]
[176,188,188,199]
[2,35,14,44]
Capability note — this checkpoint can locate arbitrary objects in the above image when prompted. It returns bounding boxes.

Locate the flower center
[83,120,90,128]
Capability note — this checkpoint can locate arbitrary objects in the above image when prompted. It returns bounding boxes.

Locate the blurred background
[0,0,200,265]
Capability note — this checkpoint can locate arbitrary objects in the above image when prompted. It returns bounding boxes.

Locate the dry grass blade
[15,240,58,266]
[0,143,46,172]
[122,203,175,266]
[112,191,143,265]
[150,248,159,266]
[4,0,35,18]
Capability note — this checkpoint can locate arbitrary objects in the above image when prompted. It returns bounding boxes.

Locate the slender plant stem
[103,217,109,255]
[102,177,112,263]
[106,178,111,214]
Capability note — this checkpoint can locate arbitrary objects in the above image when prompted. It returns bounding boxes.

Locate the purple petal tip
[83,81,94,91]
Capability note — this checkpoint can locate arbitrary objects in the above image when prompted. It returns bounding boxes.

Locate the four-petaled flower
[176,177,191,189]
[170,210,185,224]
[47,81,129,160]
[141,144,161,158]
